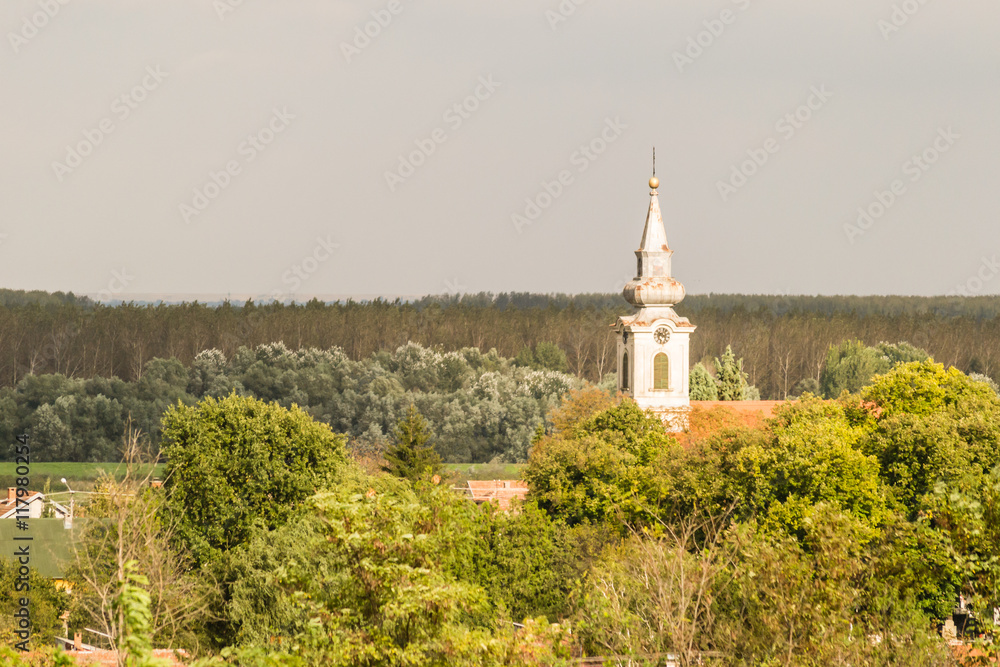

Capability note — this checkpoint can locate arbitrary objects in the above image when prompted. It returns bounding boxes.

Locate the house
[0,487,69,520]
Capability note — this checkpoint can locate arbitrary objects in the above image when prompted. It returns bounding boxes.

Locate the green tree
[0,560,69,649]
[161,394,347,567]
[467,501,580,623]
[225,480,573,667]
[877,341,930,366]
[820,340,892,398]
[851,362,1000,509]
[525,400,678,529]
[533,342,568,373]
[713,346,755,401]
[382,404,442,482]
[513,347,535,368]
[688,363,718,401]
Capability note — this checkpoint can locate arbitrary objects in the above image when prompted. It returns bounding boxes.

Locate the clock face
[654,327,671,345]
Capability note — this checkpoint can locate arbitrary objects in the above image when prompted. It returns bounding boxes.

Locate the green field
[0,461,164,492]
[444,463,525,484]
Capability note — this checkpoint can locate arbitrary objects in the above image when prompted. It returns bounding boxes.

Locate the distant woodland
[1,289,998,400]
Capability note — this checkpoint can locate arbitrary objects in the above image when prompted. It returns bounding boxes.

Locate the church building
[616,173,696,431]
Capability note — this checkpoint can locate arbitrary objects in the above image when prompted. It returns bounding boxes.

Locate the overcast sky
[2,0,998,301]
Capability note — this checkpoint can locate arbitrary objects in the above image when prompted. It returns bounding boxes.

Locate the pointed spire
[639,167,668,255]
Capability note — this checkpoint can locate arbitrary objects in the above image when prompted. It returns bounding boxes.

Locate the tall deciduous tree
[820,340,892,398]
[161,394,347,567]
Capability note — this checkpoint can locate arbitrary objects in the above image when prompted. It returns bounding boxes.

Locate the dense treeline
[1,291,999,400]
[0,343,579,463]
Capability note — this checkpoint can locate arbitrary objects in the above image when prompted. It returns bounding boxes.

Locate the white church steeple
[616,161,696,430]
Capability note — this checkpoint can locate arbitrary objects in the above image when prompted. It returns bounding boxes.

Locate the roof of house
[678,400,796,446]
[689,400,786,419]
[0,490,44,518]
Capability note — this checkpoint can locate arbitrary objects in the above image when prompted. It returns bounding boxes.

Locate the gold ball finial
[649,177,659,190]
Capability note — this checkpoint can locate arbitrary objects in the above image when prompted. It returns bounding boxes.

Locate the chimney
[7,488,14,503]
[74,632,82,651]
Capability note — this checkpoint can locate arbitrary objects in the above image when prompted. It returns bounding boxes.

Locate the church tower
[615,169,696,430]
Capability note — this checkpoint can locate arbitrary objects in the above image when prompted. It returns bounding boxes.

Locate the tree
[223,479,573,667]
[161,394,347,567]
[382,404,442,482]
[713,346,757,401]
[790,377,820,397]
[533,342,569,373]
[689,363,718,401]
[877,341,930,366]
[0,559,69,649]
[574,510,739,667]
[820,340,892,398]
[513,347,535,368]
[525,400,678,529]
[852,361,1000,511]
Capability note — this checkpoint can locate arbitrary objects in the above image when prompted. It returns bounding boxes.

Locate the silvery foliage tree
[6,341,580,463]
[190,342,581,463]
[970,372,1000,396]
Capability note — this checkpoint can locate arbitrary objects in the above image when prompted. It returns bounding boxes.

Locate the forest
[1,289,999,398]
[3,289,1000,463]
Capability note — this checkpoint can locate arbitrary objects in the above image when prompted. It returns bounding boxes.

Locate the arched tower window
[653,353,669,390]
[622,352,630,391]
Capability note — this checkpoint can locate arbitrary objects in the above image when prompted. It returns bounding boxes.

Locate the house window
[622,352,630,391]
[653,353,669,390]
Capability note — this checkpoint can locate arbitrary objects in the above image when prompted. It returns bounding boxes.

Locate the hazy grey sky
[2,0,998,301]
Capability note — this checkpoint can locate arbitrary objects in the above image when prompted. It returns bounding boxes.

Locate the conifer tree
[689,363,719,401]
[715,345,749,401]
[382,404,442,482]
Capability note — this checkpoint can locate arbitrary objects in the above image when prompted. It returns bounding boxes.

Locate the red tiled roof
[0,489,43,515]
[690,400,786,418]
